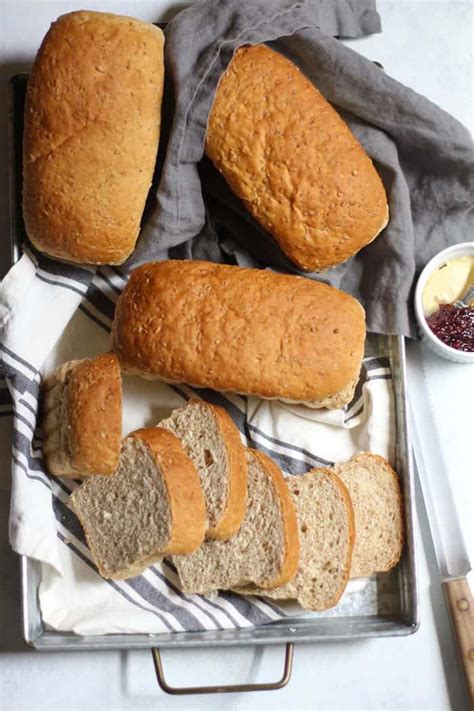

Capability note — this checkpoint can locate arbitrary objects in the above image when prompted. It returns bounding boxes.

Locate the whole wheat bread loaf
[172,449,299,593]
[71,428,206,579]
[42,353,122,477]
[112,260,365,408]
[236,469,355,611]
[158,400,247,540]
[205,44,388,272]
[333,452,403,578]
[23,11,164,264]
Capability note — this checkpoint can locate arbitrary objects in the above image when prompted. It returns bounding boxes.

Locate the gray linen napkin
[130,0,473,338]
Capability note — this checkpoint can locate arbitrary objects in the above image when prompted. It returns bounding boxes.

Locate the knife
[408,343,474,705]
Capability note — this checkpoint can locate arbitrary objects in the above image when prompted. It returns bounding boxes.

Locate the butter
[422,255,474,316]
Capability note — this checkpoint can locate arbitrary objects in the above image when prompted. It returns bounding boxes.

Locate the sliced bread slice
[333,452,404,578]
[158,399,247,540]
[236,469,355,611]
[71,427,206,579]
[43,352,122,477]
[172,449,299,594]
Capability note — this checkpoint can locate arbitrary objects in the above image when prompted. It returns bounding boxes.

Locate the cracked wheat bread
[172,449,299,593]
[112,260,366,408]
[23,11,164,264]
[333,452,404,578]
[42,353,122,477]
[71,428,206,579]
[236,469,355,611]
[158,400,247,540]
[205,44,388,272]
[237,454,404,609]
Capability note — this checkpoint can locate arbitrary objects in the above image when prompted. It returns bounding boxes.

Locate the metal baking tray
[9,75,418,657]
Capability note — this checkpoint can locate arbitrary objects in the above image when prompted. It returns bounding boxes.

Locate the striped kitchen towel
[0,250,394,634]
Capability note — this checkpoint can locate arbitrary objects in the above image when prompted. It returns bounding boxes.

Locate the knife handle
[443,577,474,705]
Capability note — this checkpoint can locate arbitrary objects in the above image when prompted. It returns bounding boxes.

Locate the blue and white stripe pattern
[0,250,393,634]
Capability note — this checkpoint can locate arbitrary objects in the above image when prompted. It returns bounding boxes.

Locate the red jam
[426,304,474,352]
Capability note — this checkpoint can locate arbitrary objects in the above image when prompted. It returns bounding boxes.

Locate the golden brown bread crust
[132,428,206,555]
[206,404,248,540]
[205,44,388,272]
[111,260,366,405]
[67,353,122,475]
[23,11,164,265]
[250,450,300,589]
[43,353,122,477]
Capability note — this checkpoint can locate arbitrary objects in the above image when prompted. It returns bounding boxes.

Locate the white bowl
[414,242,474,364]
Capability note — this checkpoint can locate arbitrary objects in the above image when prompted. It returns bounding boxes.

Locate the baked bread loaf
[205,44,388,272]
[112,260,366,408]
[236,469,355,611]
[333,452,404,578]
[71,428,207,579]
[23,11,164,265]
[158,400,247,540]
[43,353,121,477]
[172,449,299,593]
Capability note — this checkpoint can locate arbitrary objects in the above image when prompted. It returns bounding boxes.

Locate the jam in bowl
[414,243,474,364]
[426,303,473,352]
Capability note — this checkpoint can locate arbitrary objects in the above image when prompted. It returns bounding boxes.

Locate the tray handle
[151,643,294,695]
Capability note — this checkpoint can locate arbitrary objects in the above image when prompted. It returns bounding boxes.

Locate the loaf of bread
[43,353,122,477]
[71,428,207,579]
[158,400,248,540]
[23,11,164,265]
[112,260,366,408]
[173,449,299,593]
[333,453,404,578]
[236,469,355,611]
[205,44,388,272]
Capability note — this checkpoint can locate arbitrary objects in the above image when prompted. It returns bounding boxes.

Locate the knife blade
[408,342,474,704]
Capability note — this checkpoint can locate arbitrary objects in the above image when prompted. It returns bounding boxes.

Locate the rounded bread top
[112,260,366,403]
[206,44,388,271]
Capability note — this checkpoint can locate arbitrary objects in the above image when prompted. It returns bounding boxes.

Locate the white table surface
[0,1,473,709]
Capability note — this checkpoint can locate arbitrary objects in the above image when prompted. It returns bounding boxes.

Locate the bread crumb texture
[71,435,173,578]
[71,427,206,579]
[237,469,355,611]
[173,449,298,593]
[159,399,248,540]
[333,452,404,578]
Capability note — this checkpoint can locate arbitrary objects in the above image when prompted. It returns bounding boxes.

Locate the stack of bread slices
[44,354,403,612]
